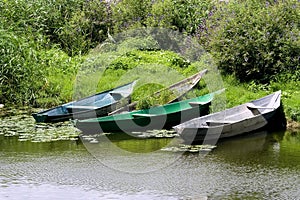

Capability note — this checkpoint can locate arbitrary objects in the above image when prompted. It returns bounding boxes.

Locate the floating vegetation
[133,129,179,139]
[81,136,99,143]
[161,144,217,153]
[0,110,80,142]
[80,133,111,144]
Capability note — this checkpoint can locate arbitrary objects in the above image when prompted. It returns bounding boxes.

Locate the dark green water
[0,111,299,199]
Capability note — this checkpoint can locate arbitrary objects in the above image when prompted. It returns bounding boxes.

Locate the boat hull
[75,92,215,134]
[32,98,130,123]
[174,91,285,143]
[76,104,209,134]
[179,109,279,143]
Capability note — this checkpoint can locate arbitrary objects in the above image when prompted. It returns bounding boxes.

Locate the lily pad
[0,109,80,142]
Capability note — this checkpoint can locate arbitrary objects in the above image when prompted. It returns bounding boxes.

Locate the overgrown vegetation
[0,0,299,121]
[203,0,300,83]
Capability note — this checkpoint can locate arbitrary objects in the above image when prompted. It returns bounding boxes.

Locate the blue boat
[32,81,137,123]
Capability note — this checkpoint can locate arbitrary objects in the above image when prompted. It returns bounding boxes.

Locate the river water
[0,110,299,199]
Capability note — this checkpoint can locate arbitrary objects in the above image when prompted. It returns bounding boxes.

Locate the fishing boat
[75,92,214,134]
[108,69,208,115]
[32,81,137,123]
[173,91,283,143]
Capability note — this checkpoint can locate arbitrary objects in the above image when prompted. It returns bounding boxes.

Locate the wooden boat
[75,92,214,134]
[32,81,137,123]
[108,69,208,115]
[173,91,283,143]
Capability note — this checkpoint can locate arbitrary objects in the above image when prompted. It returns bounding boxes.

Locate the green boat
[75,92,214,134]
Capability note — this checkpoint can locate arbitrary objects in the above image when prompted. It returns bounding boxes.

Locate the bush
[0,29,81,106]
[0,0,110,56]
[203,0,300,83]
[56,0,110,55]
[110,0,214,35]
[0,31,46,105]
[111,0,152,31]
[0,0,106,106]
[36,48,81,106]
[148,0,213,34]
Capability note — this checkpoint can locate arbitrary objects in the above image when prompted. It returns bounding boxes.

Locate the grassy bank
[39,47,300,124]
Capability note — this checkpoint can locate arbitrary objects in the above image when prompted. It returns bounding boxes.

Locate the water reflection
[0,135,83,153]
[108,134,173,153]
[273,130,300,168]
[213,130,300,169]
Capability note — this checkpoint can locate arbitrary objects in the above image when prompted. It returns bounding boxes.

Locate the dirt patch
[287,120,300,131]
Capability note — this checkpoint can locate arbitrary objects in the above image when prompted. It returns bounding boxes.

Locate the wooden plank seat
[188,101,210,107]
[109,91,122,94]
[66,105,100,111]
[206,119,236,126]
[246,103,274,115]
[246,103,274,110]
[132,113,157,118]
[109,92,123,98]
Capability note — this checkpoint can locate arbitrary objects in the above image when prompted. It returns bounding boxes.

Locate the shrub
[36,48,81,106]
[0,31,46,105]
[147,0,214,34]
[110,0,153,31]
[0,0,110,56]
[56,0,110,55]
[110,0,214,35]
[203,0,300,83]
[0,30,80,106]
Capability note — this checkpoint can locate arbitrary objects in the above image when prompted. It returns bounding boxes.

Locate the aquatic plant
[0,109,80,142]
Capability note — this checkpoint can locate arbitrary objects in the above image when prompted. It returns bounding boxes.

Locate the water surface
[0,110,299,199]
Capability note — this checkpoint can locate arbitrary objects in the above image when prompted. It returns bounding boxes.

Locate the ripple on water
[0,177,181,200]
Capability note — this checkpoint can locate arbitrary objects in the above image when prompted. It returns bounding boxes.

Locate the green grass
[74,49,201,105]
[38,47,300,123]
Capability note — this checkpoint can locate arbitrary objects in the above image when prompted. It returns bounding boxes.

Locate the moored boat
[32,81,137,123]
[108,69,208,115]
[173,91,284,143]
[75,92,214,134]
